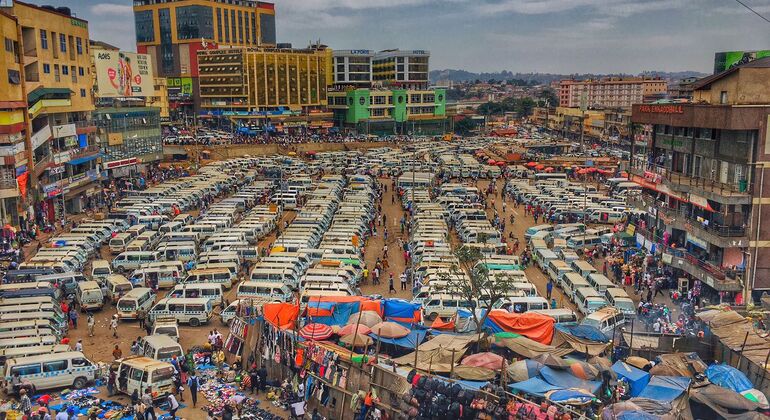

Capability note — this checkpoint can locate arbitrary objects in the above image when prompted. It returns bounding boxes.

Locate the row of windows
[38,30,84,55]
[216,7,258,45]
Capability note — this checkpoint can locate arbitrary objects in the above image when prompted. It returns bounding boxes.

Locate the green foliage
[477,97,536,118]
[454,117,478,135]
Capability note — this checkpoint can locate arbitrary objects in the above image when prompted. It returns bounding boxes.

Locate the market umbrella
[496,161,506,166]
[287,151,297,156]
[588,356,613,372]
[300,323,333,340]
[536,164,545,170]
[625,356,650,370]
[544,167,554,172]
[487,159,496,165]
[566,360,600,380]
[338,324,372,336]
[526,162,537,167]
[532,353,569,369]
[461,352,505,370]
[347,312,382,327]
[371,321,410,338]
[340,333,373,347]
[507,359,544,382]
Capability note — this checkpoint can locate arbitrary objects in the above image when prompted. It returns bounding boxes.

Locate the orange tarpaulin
[486,311,555,344]
[263,302,300,330]
[431,316,456,331]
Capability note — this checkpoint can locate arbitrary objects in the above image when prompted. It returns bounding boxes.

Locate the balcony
[74,120,97,135]
[636,226,742,291]
[630,159,751,205]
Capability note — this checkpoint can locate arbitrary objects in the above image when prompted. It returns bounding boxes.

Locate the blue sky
[32,0,770,74]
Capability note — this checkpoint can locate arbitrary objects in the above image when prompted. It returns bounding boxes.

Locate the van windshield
[158,347,182,360]
[152,366,175,382]
[118,299,136,311]
[93,268,111,275]
[115,284,133,293]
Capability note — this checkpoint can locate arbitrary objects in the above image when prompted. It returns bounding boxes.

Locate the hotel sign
[638,104,684,114]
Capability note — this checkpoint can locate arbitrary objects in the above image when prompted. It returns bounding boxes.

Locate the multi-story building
[149,78,170,120]
[2,1,100,220]
[603,108,632,144]
[559,78,667,109]
[133,0,277,117]
[372,50,430,90]
[667,77,698,100]
[327,88,447,135]
[332,50,373,88]
[197,46,333,132]
[0,10,27,225]
[629,57,770,302]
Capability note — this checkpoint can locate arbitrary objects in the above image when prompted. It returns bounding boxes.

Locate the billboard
[714,50,770,74]
[167,77,194,99]
[93,49,155,97]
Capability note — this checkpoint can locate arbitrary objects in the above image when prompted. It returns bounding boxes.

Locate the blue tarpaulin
[705,364,753,393]
[540,366,602,394]
[312,302,360,326]
[555,324,610,342]
[612,361,650,397]
[637,376,690,402]
[547,389,594,404]
[509,377,562,397]
[383,299,421,320]
[369,329,427,348]
[616,412,661,420]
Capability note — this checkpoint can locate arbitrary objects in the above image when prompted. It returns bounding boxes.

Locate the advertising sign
[714,50,770,74]
[93,49,155,97]
[167,77,194,97]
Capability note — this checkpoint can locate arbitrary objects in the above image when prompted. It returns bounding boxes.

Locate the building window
[720,91,728,104]
[223,9,230,43]
[158,8,174,75]
[59,33,66,53]
[54,64,59,82]
[135,10,155,43]
[80,88,86,97]
[230,9,236,44]
[251,12,257,45]
[76,37,82,54]
[40,29,47,49]
[71,66,76,82]
[260,13,276,45]
[7,69,19,85]
[237,11,244,43]
[176,5,214,40]
[4,37,12,53]
[43,63,50,73]
[216,8,222,42]
[62,65,68,75]
[78,67,84,76]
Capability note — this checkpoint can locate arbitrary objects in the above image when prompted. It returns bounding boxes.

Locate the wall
[12,2,93,113]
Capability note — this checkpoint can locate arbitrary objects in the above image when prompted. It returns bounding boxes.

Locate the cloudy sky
[36,0,770,74]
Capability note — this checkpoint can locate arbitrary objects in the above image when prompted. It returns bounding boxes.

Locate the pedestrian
[142,388,156,420]
[107,368,116,397]
[112,344,123,360]
[19,388,32,418]
[110,314,119,338]
[167,393,179,419]
[249,365,260,395]
[388,273,396,294]
[69,308,78,329]
[546,279,553,300]
[74,339,83,352]
[187,371,201,407]
[400,272,407,291]
[87,313,95,337]
[137,309,146,329]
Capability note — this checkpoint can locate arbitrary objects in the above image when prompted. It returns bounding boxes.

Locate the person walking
[69,308,78,329]
[19,389,32,418]
[142,388,156,420]
[137,309,146,330]
[87,313,95,337]
[110,315,119,338]
[388,273,396,294]
[112,345,122,360]
[74,340,83,352]
[400,272,407,291]
[187,371,201,407]
[167,393,179,419]
[546,280,553,300]
[107,368,116,397]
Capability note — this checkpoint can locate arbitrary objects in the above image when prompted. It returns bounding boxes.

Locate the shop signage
[105,157,137,170]
[52,124,76,139]
[48,165,65,175]
[53,151,72,164]
[638,104,684,114]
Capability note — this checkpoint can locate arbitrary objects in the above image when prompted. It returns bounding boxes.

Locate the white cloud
[477,0,689,17]
[90,3,133,16]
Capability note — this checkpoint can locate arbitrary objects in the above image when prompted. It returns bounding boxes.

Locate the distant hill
[430,69,709,84]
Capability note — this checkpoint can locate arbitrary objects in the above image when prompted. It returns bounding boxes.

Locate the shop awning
[66,153,103,166]
[27,87,72,105]
[689,193,715,212]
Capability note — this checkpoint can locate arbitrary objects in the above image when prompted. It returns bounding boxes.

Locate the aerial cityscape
[0,0,769,419]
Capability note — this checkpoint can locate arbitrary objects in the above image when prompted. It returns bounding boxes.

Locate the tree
[454,116,477,136]
[537,88,558,108]
[439,243,520,335]
[518,97,536,118]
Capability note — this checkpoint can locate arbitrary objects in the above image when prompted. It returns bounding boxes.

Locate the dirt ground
[16,168,672,419]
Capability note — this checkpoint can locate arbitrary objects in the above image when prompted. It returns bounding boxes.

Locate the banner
[16,171,28,198]
[93,49,155,98]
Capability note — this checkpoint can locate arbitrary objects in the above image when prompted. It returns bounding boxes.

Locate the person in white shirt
[167,393,180,419]
[74,340,83,352]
